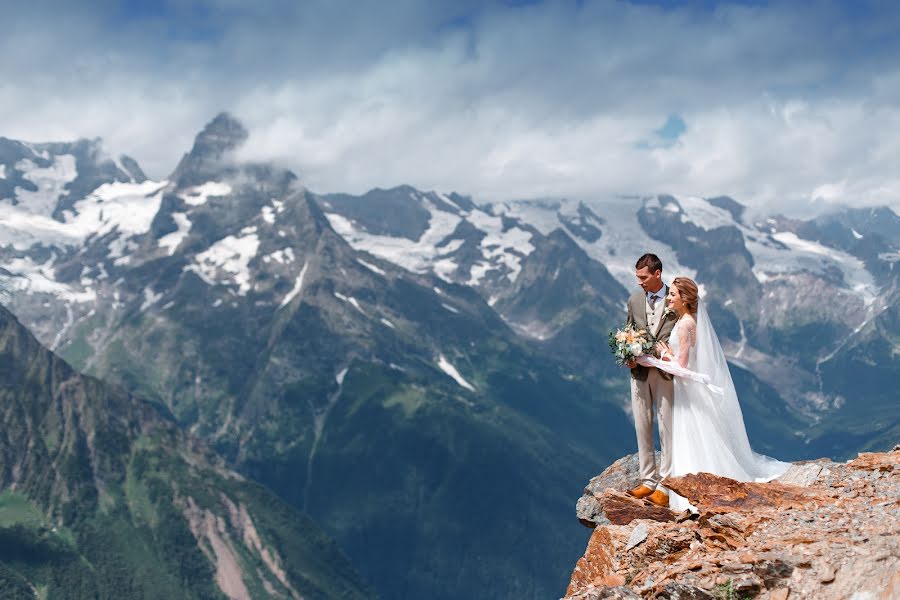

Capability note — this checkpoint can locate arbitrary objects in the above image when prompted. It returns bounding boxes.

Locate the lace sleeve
[675,317,696,368]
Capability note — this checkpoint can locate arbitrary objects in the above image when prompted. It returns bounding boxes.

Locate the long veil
[673,300,790,483]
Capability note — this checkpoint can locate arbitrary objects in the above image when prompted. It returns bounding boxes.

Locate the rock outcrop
[565,448,899,599]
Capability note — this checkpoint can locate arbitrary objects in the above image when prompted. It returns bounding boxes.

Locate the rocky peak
[170,112,250,187]
[566,449,899,599]
[706,196,746,223]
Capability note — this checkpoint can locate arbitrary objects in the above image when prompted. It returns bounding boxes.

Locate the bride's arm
[674,318,696,368]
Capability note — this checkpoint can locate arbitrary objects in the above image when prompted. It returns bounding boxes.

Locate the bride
[653,277,790,511]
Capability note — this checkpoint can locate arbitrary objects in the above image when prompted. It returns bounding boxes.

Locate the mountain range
[1,113,897,599]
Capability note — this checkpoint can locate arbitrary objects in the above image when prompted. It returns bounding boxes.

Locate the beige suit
[625,286,677,490]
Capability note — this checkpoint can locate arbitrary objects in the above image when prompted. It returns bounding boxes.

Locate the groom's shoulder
[627,291,644,304]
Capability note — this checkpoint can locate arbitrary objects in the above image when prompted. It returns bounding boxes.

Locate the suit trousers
[630,368,674,490]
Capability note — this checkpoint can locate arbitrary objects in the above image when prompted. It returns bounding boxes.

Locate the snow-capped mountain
[0,113,897,598]
[321,187,896,405]
[0,114,639,600]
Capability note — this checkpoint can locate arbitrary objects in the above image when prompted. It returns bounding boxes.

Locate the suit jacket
[625,286,677,381]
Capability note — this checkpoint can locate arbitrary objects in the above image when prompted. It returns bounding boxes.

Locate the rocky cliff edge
[564,447,899,599]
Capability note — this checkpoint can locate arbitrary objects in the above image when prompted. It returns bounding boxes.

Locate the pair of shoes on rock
[628,485,670,507]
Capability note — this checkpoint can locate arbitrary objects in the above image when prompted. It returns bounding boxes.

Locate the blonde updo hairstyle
[671,277,699,315]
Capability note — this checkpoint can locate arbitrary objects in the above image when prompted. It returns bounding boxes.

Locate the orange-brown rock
[846,450,898,472]
[661,472,828,513]
[599,490,677,525]
[562,448,900,600]
[567,527,624,595]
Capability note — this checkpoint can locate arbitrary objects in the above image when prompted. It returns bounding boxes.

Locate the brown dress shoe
[627,485,654,499]
[647,489,669,507]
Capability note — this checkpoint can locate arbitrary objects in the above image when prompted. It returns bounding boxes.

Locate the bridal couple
[623,253,789,511]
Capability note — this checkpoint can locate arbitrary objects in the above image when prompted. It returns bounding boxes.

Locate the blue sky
[2,0,899,214]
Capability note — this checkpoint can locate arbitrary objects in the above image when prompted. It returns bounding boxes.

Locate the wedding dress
[666,301,790,512]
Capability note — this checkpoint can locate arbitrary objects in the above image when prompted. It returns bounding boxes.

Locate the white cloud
[1,1,898,215]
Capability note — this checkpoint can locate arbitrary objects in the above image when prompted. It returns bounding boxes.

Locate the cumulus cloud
[1,0,899,215]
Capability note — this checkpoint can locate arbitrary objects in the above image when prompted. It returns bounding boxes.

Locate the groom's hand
[654,342,672,360]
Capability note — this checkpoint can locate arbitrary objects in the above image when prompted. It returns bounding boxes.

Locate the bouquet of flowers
[609,324,655,366]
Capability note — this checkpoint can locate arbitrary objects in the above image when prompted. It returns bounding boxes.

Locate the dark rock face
[705,196,745,223]
[170,112,249,187]
[318,185,436,240]
[558,202,606,243]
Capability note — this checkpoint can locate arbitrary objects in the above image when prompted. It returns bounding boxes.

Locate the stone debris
[627,524,650,551]
[564,449,900,600]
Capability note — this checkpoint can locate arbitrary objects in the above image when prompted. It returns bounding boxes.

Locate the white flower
[629,343,643,357]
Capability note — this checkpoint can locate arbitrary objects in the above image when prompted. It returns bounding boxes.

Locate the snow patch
[279,260,308,308]
[851,228,863,240]
[676,196,735,231]
[437,354,476,392]
[326,196,533,286]
[261,199,286,225]
[13,155,78,216]
[72,180,167,238]
[188,232,260,294]
[264,247,295,264]
[334,291,366,315]
[0,179,168,254]
[438,238,465,254]
[748,231,877,304]
[140,287,162,311]
[2,256,96,303]
[324,198,462,275]
[336,367,348,385]
[158,212,192,255]
[441,303,460,314]
[465,210,534,284]
[357,258,386,275]
[432,257,459,282]
[182,181,232,206]
[380,317,395,329]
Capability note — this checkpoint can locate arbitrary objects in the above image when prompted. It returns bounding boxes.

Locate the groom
[624,253,677,507]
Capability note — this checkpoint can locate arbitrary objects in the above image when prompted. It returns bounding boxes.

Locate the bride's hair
[672,277,699,314]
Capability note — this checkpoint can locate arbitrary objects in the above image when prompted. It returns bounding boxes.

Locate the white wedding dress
[667,301,790,512]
